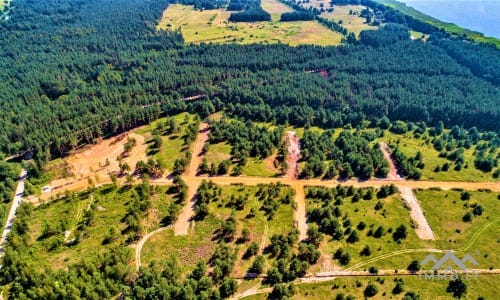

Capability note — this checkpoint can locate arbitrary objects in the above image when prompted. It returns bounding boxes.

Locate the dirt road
[286,131,299,180]
[187,123,210,177]
[380,142,402,180]
[0,169,27,257]
[399,186,435,240]
[292,181,308,242]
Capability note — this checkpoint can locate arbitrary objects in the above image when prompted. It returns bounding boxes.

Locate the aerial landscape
[0,0,498,299]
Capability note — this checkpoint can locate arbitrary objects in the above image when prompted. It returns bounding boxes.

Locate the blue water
[397,0,500,38]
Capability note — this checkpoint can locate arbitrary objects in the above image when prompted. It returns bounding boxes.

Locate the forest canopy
[0,0,498,165]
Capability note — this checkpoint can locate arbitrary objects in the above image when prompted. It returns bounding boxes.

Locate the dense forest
[0,0,499,170]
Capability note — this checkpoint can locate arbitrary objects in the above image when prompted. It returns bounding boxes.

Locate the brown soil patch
[286,131,300,180]
[41,132,147,200]
[380,142,402,180]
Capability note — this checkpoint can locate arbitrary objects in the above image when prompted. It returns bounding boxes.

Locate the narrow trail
[286,131,299,180]
[292,182,308,242]
[135,226,172,271]
[255,196,269,254]
[380,142,402,180]
[0,169,27,257]
[187,122,210,177]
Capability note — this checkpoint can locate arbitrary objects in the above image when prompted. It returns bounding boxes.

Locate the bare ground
[286,131,299,180]
[398,186,435,240]
[40,132,147,201]
[380,142,402,180]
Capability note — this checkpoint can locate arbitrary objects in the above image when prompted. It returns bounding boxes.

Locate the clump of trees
[299,129,388,179]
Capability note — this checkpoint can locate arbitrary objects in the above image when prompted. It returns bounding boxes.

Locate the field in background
[157,4,342,46]
[320,4,377,36]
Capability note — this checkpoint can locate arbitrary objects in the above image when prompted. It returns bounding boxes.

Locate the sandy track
[173,123,210,235]
[398,186,435,240]
[286,131,299,179]
[380,142,402,180]
[187,123,210,177]
[135,226,171,271]
[173,179,201,235]
[292,182,308,242]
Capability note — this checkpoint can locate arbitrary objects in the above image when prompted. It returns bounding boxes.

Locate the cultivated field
[320,4,378,36]
[157,4,343,46]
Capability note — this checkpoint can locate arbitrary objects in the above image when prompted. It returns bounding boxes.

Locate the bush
[364,283,378,297]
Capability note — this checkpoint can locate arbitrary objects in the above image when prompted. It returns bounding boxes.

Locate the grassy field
[380,130,499,182]
[141,184,295,276]
[306,188,431,272]
[141,215,221,272]
[379,0,500,48]
[157,4,343,46]
[320,4,378,36]
[416,189,499,266]
[243,274,500,299]
[137,112,198,174]
[25,184,175,269]
[260,0,293,22]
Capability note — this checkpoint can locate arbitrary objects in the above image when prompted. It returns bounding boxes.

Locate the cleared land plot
[157,4,342,46]
[380,131,499,182]
[416,189,499,264]
[241,274,500,300]
[260,0,293,21]
[39,131,147,201]
[306,189,429,272]
[141,184,295,276]
[320,4,378,36]
[26,184,175,269]
[136,112,198,174]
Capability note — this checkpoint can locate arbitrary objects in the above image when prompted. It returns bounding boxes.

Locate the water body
[397,0,500,38]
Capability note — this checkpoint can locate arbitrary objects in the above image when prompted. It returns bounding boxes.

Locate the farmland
[156,3,343,46]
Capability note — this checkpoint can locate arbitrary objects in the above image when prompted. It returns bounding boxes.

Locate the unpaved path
[286,131,299,179]
[0,169,27,256]
[174,178,201,235]
[398,186,435,240]
[380,142,433,240]
[292,181,308,242]
[135,226,172,271]
[187,122,210,177]
[380,142,402,180]
[173,123,210,235]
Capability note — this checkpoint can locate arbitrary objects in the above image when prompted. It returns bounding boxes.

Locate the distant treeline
[280,11,315,22]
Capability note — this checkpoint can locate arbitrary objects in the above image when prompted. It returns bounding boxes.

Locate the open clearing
[157,4,342,46]
[38,132,147,201]
[320,4,378,36]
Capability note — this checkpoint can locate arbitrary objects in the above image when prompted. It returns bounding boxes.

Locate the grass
[157,4,343,46]
[137,112,198,173]
[306,189,431,272]
[380,130,499,182]
[239,274,500,300]
[141,215,221,272]
[416,189,499,266]
[26,184,175,270]
[378,0,500,48]
[141,184,295,276]
[260,0,293,22]
[205,142,232,165]
[241,157,279,177]
[320,4,378,36]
